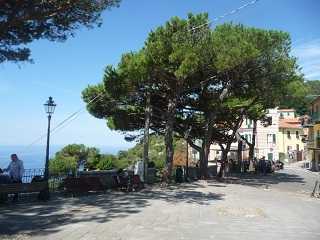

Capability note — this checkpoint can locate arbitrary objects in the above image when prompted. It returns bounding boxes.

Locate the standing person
[253,157,258,174]
[175,166,183,183]
[229,158,234,173]
[261,156,267,175]
[249,159,254,173]
[160,168,169,188]
[225,159,230,177]
[134,160,144,183]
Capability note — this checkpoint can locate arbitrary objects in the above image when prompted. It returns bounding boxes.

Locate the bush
[49,156,77,176]
[96,155,115,170]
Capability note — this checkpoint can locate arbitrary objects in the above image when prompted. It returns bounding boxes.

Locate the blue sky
[0,0,319,149]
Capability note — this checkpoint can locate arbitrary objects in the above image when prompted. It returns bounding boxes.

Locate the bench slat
[0,182,47,194]
[64,176,105,194]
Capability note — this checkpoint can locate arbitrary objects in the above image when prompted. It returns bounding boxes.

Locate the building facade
[253,108,279,160]
[277,109,304,162]
[209,108,279,161]
[307,97,320,171]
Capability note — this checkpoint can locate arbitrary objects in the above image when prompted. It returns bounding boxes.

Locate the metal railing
[22,168,45,183]
[22,168,66,192]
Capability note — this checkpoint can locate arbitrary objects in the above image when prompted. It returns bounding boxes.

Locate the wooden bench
[63,176,106,197]
[112,174,143,192]
[0,182,48,202]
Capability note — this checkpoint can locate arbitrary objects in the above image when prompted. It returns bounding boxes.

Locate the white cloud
[292,39,320,80]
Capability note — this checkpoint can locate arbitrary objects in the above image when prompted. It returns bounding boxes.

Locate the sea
[0,145,125,170]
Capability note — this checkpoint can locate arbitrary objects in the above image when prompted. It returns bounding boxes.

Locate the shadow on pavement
[220,171,305,187]
[0,184,224,237]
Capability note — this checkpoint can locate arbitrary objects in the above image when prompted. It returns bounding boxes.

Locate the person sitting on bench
[0,168,12,184]
[3,154,24,183]
[3,154,24,201]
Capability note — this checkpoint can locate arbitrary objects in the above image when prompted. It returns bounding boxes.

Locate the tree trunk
[238,140,243,172]
[199,140,210,179]
[164,98,176,180]
[249,120,257,161]
[143,93,151,182]
[200,113,214,179]
[218,143,231,178]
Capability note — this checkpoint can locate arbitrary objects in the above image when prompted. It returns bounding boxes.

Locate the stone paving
[1,168,320,240]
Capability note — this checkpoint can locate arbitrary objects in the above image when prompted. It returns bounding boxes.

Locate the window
[296,131,299,139]
[266,134,276,143]
[296,144,300,151]
[244,134,248,140]
[280,113,284,119]
[216,151,219,154]
[287,131,291,139]
[246,119,252,127]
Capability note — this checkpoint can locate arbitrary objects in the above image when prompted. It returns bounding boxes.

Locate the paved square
[1,168,320,240]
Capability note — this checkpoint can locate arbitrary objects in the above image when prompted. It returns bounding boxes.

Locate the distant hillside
[117,135,186,170]
[280,80,320,115]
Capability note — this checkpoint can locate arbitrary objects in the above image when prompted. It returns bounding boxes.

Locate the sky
[0,0,319,150]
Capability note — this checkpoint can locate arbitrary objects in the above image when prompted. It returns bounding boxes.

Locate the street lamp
[44,97,56,181]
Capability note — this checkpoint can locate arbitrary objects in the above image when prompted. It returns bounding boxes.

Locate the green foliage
[305,80,320,95]
[82,13,214,134]
[96,155,115,170]
[49,156,77,176]
[280,80,320,115]
[115,135,185,170]
[48,139,178,175]
[1,0,120,63]
[82,13,303,177]
[49,144,106,174]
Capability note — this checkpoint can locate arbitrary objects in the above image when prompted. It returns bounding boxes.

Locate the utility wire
[13,0,263,152]
[189,0,260,31]
[27,92,104,147]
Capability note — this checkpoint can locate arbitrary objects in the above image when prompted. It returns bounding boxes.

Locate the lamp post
[44,97,56,181]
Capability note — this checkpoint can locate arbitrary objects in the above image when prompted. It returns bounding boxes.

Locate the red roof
[279,118,302,129]
[278,109,295,112]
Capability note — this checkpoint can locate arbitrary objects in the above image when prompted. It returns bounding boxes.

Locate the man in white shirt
[4,154,24,183]
[134,160,144,182]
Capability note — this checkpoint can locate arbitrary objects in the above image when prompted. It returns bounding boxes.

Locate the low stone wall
[79,168,157,188]
[80,170,117,188]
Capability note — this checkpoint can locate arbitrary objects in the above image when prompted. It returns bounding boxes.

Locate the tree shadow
[0,185,224,237]
[220,171,305,188]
